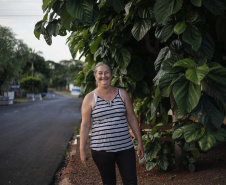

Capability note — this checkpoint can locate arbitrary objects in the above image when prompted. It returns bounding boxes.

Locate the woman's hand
[137,143,144,160]
[80,150,88,167]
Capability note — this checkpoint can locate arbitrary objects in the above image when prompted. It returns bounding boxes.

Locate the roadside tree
[0,25,29,91]
[19,76,43,94]
[47,60,84,90]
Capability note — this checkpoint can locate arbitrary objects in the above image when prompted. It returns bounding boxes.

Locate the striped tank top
[90,88,134,152]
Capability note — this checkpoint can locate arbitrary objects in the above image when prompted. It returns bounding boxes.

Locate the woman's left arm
[121,89,144,159]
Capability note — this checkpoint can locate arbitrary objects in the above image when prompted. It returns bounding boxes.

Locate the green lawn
[13,97,28,104]
[48,88,80,98]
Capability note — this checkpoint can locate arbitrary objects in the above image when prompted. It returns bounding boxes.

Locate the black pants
[91,147,137,185]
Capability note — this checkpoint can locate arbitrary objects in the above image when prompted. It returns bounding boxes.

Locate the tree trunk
[170,92,182,170]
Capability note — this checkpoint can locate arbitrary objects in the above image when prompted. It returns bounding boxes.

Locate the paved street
[0,93,82,185]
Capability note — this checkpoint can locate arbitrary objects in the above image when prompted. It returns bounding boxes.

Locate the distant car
[71,88,81,97]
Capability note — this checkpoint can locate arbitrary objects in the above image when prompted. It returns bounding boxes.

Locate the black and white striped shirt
[90,89,134,152]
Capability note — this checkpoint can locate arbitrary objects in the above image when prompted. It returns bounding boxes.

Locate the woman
[80,62,144,185]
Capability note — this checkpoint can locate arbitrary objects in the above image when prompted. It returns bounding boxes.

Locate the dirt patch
[53,138,226,185]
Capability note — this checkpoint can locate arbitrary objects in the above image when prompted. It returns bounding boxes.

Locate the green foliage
[154,0,183,24]
[48,60,84,90]
[134,123,174,171]
[19,77,43,93]
[36,0,226,172]
[74,126,80,136]
[172,119,226,171]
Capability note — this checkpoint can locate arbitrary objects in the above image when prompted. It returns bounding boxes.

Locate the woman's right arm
[80,93,93,167]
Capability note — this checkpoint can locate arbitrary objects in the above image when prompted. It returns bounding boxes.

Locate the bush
[19,76,43,94]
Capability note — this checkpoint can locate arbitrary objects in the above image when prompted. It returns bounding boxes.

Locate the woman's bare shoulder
[83,91,94,103]
[82,91,95,110]
[119,88,129,98]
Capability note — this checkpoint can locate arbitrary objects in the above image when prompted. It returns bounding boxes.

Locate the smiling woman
[79,62,144,185]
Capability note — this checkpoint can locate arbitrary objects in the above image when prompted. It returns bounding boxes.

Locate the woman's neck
[96,86,116,95]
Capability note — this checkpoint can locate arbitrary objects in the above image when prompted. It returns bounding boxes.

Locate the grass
[13,97,28,104]
[74,126,80,136]
[65,149,71,155]
[48,88,79,98]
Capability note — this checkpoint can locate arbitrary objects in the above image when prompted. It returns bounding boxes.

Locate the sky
[0,0,75,63]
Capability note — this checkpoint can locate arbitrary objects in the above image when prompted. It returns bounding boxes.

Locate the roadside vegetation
[0,25,84,98]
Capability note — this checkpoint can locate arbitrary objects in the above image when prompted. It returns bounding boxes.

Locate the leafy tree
[35,0,226,171]
[22,50,50,79]
[0,25,29,91]
[19,76,43,94]
[47,60,84,89]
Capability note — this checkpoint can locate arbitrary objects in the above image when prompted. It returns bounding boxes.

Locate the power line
[0,9,41,10]
[0,15,43,16]
[0,0,40,3]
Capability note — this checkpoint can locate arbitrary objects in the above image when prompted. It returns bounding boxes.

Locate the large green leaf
[90,36,102,54]
[146,161,157,171]
[162,58,184,73]
[34,20,46,34]
[98,24,108,35]
[131,17,152,41]
[182,25,202,52]
[115,48,131,68]
[183,31,214,62]
[34,29,40,40]
[173,76,201,115]
[207,62,226,85]
[60,5,75,30]
[190,0,202,7]
[149,140,161,160]
[183,123,205,143]
[185,65,209,85]
[66,0,93,24]
[153,85,161,107]
[159,73,179,97]
[158,155,169,171]
[72,40,84,59]
[154,47,171,71]
[172,127,184,140]
[154,0,183,24]
[46,19,62,37]
[42,0,51,10]
[153,69,166,86]
[160,20,176,42]
[203,0,225,15]
[207,80,226,107]
[43,31,52,45]
[213,128,226,142]
[138,6,152,19]
[106,0,125,10]
[174,21,186,35]
[191,94,225,130]
[198,134,216,152]
[173,58,196,68]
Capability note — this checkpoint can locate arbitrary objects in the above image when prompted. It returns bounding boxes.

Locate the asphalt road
[0,93,82,185]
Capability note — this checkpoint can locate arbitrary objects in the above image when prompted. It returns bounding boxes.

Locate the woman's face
[94,65,112,87]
